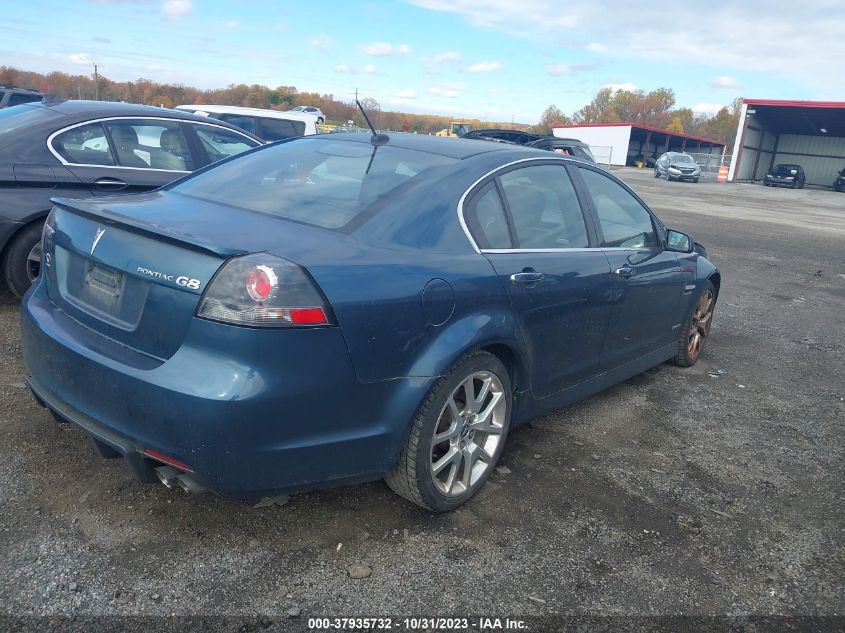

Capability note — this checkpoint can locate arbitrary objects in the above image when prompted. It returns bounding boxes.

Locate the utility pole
[93,64,100,100]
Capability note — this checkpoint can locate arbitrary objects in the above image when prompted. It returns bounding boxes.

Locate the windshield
[171,137,457,230]
[0,104,57,135]
[773,164,798,174]
[672,154,694,163]
[291,106,306,112]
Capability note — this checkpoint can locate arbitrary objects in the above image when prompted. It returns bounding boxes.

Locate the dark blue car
[21,133,720,511]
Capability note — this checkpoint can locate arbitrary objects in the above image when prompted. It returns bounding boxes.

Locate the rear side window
[578,167,658,249]
[172,138,456,230]
[8,93,42,107]
[499,165,589,249]
[193,124,258,163]
[216,114,257,135]
[52,122,114,166]
[104,120,193,171]
[464,182,511,249]
[258,117,305,141]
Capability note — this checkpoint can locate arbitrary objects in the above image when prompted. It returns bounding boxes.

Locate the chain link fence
[686,152,732,182]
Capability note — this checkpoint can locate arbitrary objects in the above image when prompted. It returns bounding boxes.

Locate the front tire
[3,221,44,298]
[673,281,716,367]
[386,351,511,512]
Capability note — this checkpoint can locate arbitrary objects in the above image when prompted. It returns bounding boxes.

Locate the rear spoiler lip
[49,197,245,260]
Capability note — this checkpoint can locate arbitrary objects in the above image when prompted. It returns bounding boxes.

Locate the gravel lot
[1,169,843,630]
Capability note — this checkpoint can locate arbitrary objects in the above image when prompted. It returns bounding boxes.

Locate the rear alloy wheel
[673,281,716,367]
[386,351,511,511]
[3,221,44,298]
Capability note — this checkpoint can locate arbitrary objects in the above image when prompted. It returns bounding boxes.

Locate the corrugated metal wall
[735,122,778,181]
[773,134,845,186]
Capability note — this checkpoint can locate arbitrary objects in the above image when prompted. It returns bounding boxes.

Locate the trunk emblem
[90,228,106,256]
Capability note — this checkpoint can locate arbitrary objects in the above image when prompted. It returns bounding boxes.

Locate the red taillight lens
[143,448,194,472]
[246,265,276,301]
[197,254,332,328]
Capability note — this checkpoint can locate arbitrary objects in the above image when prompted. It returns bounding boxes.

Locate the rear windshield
[171,137,457,229]
[0,104,56,135]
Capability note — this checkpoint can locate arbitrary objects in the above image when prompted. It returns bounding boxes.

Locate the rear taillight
[196,254,331,327]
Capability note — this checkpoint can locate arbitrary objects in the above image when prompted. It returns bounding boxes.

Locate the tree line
[535,87,741,145]
[1,66,739,142]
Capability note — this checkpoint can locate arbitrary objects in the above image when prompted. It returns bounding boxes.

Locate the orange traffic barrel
[717,165,729,183]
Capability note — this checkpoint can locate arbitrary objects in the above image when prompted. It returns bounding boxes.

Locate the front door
[573,165,684,371]
[463,163,613,398]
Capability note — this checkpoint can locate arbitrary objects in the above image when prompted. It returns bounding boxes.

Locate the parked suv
[288,105,325,123]
[460,129,596,164]
[764,164,805,188]
[176,104,318,141]
[0,86,44,109]
[655,152,701,182]
[0,99,261,296]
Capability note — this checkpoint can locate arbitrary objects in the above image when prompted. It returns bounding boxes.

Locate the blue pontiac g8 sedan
[21,133,720,511]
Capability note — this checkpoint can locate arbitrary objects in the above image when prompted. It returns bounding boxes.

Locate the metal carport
[728,99,845,188]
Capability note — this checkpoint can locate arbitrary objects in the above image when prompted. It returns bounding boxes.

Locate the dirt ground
[1,169,843,630]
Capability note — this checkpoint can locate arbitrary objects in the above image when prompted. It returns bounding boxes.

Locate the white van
[175,104,318,141]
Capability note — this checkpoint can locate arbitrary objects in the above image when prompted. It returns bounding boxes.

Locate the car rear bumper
[21,281,431,496]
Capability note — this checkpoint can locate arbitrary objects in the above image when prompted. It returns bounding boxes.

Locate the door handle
[510,271,545,285]
[615,265,634,279]
[94,177,128,190]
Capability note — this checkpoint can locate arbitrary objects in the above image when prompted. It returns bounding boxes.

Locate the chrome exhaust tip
[176,473,208,495]
[154,465,181,489]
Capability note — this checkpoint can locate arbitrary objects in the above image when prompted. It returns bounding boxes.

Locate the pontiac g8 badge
[90,227,106,256]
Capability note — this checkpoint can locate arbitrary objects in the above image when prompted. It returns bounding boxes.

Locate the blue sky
[3,0,843,123]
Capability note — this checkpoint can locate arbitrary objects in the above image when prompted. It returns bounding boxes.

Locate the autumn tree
[532,105,571,134]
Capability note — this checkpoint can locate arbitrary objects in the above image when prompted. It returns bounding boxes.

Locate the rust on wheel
[688,289,714,360]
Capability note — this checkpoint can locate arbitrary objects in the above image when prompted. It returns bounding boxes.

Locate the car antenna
[356,90,389,147]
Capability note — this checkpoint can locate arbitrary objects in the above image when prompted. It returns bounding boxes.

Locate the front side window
[104,120,193,171]
[193,124,258,163]
[172,138,456,230]
[258,117,305,141]
[464,182,511,249]
[578,167,658,249]
[499,164,589,249]
[52,122,114,166]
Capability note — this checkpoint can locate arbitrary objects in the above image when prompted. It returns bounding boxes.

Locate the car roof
[32,99,254,123]
[319,132,549,160]
[176,104,317,122]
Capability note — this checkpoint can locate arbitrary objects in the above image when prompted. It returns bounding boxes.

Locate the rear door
[50,117,193,195]
[572,165,684,371]
[465,161,613,398]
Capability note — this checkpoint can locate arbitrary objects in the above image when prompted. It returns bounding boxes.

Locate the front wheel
[386,351,511,512]
[3,221,44,298]
[654,168,660,178]
[673,281,716,367]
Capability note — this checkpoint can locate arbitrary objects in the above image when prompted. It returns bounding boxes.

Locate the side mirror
[666,229,692,253]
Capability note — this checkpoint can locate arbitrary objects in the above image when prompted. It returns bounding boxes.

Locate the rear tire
[385,351,511,512]
[673,281,716,367]
[2,221,44,298]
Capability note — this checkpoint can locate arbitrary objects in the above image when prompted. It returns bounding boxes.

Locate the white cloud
[546,62,597,77]
[433,51,463,64]
[408,0,845,89]
[333,63,377,74]
[163,0,192,19]
[362,42,412,56]
[69,53,93,65]
[311,35,333,50]
[394,88,416,99]
[602,82,638,92]
[692,102,724,115]
[585,42,607,53]
[225,20,240,29]
[427,82,464,98]
[710,76,743,90]
[468,60,501,73]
